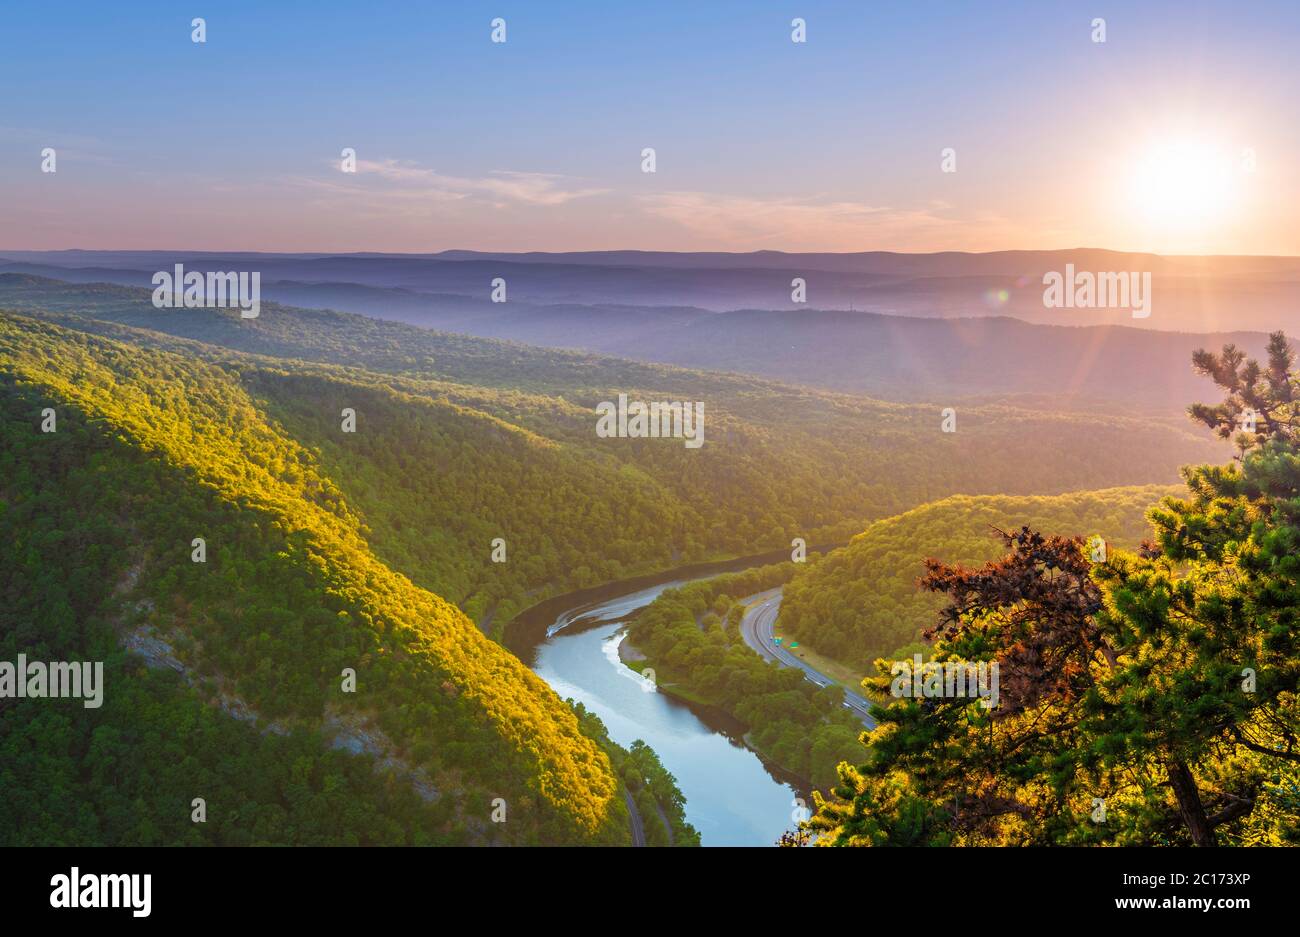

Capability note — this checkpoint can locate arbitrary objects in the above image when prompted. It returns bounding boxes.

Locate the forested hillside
[0,278,1227,627]
[0,278,1232,847]
[780,486,1179,670]
[0,314,630,845]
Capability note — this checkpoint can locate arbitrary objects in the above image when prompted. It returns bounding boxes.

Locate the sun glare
[1128,138,1239,234]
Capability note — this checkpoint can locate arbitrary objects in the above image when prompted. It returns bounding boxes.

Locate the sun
[1128,137,1239,234]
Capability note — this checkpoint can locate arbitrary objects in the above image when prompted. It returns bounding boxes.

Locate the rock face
[323,711,439,803]
[122,624,182,674]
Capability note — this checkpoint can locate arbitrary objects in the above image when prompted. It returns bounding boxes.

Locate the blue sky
[3,1,1298,253]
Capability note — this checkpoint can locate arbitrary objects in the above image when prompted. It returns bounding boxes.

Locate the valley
[1,263,1289,850]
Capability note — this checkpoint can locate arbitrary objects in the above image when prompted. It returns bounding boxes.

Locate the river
[509,565,816,847]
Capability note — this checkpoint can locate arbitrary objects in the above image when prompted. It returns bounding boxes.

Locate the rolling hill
[0,314,629,845]
[778,486,1182,671]
[0,276,1228,629]
[5,247,1299,334]
[0,274,1232,846]
[0,268,1285,414]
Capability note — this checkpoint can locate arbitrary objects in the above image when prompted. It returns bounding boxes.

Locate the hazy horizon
[5,246,1300,260]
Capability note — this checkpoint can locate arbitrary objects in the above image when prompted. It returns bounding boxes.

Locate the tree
[809,335,1300,846]
[1101,331,1300,843]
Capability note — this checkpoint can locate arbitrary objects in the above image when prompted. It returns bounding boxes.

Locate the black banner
[3,846,1278,925]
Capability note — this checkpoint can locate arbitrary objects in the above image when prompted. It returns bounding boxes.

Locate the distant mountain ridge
[3,248,1298,336]
[0,270,1285,413]
[7,247,1300,276]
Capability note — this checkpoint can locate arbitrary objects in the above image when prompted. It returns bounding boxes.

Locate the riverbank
[621,643,721,709]
[623,563,866,794]
[570,700,699,847]
[500,539,849,655]
[526,585,813,844]
[617,635,646,665]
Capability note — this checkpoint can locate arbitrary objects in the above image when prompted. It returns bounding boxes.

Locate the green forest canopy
[780,486,1180,671]
[0,275,1237,847]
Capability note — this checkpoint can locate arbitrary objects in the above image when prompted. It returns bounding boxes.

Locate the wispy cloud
[300,158,608,211]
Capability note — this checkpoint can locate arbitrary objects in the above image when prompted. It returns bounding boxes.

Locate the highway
[738,588,877,729]
[623,788,646,847]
